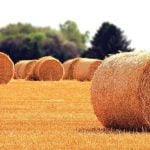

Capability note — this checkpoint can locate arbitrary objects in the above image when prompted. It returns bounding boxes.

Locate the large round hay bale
[0,52,14,83]
[63,58,80,80]
[73,58,102,81]
[33,56,64,81]
[91,51,150,131]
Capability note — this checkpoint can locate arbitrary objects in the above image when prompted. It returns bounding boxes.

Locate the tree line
[0,21,132,63]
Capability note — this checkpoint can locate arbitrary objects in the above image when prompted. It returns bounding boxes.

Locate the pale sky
[0,0,150,50]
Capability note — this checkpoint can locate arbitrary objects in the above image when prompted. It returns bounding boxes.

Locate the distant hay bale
[0,52,14,84]
[33,56,53,80]
[73,58,102,81]
[14,62,20,79]
[14,60,26,79]
[63,58,80,80]
[19,60,37,79]
[63,59,73,79]
[91,51,150,131]
[33,56,64,81]
[17,61,28,79]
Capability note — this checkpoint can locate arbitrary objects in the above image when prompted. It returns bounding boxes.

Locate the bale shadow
[76,127,150,134]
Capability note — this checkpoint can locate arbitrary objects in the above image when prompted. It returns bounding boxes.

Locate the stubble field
[0,80,149,149]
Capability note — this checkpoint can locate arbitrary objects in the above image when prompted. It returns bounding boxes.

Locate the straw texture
[91,51,150,131]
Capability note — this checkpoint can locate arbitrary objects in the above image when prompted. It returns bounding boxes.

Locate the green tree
[60,20,89,52]
[0,22,84,62]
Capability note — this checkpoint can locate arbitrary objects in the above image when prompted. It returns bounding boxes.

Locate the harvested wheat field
[0,80,149,149]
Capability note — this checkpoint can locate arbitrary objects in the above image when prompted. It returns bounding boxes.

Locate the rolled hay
[63,59,73,79]
[91,51,150,131]
[33,56,64,81]
[63,58,80,80]
[18,60,37,80]
[73,58,102,81]
[14,60,27,79]
[14,62,20,79]
[0,52,14,83]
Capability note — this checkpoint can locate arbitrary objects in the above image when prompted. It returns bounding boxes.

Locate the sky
[0,0,150,50]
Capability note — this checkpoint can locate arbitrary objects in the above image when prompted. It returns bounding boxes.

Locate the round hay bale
[15,60,27,79]
[14,62,21,79]
[20,60,37,79]
[63,58,80,80]
[63,59,73,79]
[73,58,102,81]
[0,52,14,84]
[33,56,64,81]
[91,51,150,131]
[18,61,28,79]
[33,56,53,80]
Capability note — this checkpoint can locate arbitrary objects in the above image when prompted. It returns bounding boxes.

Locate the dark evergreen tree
[82,22,132,59]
